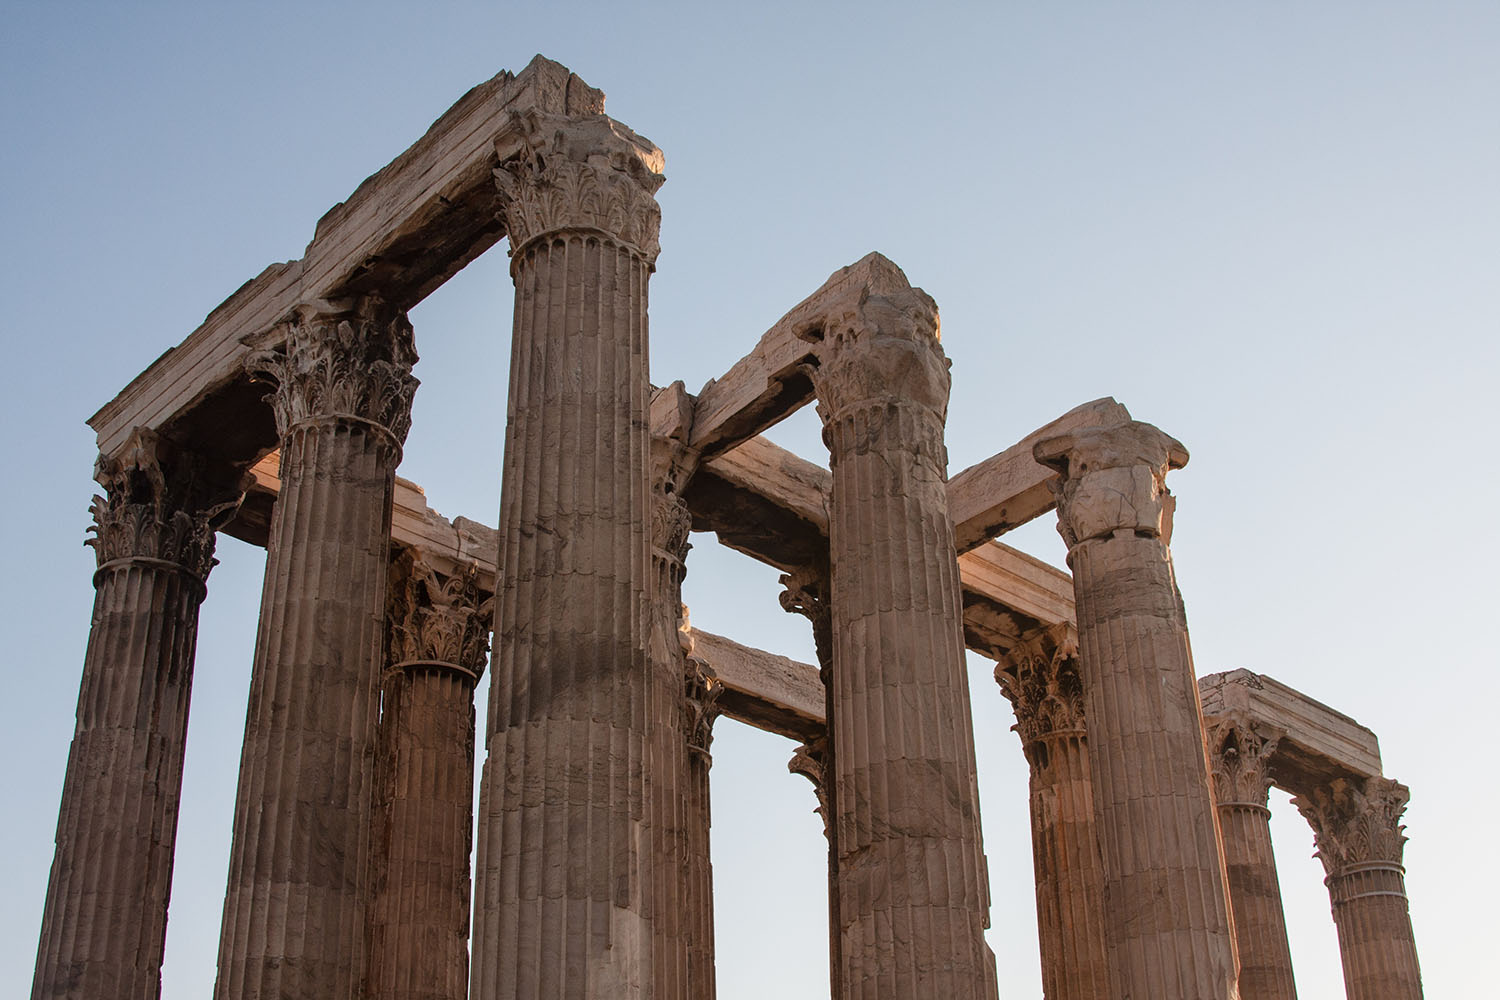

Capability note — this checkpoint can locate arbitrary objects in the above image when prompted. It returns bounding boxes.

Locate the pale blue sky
[3,3,1496,996]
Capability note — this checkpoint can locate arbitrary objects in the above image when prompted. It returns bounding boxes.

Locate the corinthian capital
[1293,776,1411,876]
[247,295,419,447]
[387,550,494,680]
[1204,712,1281,808]
[797,254,948,422]
[1033,420,1189,548]
[87,428,246,582]
[994,623,1085,748]
[494,109,665,263]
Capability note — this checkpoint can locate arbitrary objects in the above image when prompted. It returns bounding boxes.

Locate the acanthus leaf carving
[788,736,831,838]
[387,550,494,679]
[994,623,1085,751]
[1204,712,1281,808]
[1033,420,1189,549]
[87,427,246,582]
[246,295,419,447]
[494,109,665,265]
[1292,776,1411,875]
[684,654,721,759]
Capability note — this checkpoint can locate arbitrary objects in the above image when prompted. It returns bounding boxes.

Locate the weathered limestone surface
[1293,778,1422,1000]
[1035,421,1239,1000]
[215,297,418,1000]
[369,552,493,1000]
[808,256,997,1000]
[33,432,241,1000]
[470,109,664,1000]
[1205,714,1297,1000]
[682,647,721,1000]
[995,624,1108,1000]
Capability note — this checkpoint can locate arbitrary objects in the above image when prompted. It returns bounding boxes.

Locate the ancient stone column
[1205,714,1297,1000]
[683,651,722,1000]
[470,109,664,1000]
[1292,777,1422,1000]
[808,260,998,1000]
[1034,422,1239,1000]
[33,431,241,1000]
[994,623,1109,1000]
[780,564,842,1000]
[215,296,418,1000]
[369,551,493,1000]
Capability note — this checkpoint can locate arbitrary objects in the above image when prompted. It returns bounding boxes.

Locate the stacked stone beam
[1293,777,1422,1000]
[1205,714,1298,1000]
[33,431,240,1000]
[215,297,418,999]
[470,110,665,1000]
[809,259,998,1000]
[994,623,1109,1000]
[369,551,492,1000]
[1034,422,1239,999]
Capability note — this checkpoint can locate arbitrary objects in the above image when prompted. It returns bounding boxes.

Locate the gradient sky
[3,3,1496,997]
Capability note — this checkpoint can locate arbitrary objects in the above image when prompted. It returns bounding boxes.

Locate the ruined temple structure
[34,57,1422,1000]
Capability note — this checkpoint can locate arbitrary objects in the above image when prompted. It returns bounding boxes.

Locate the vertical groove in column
[371,552,491,1000]
[474,109,664,1000]
[1293,777,1422,1000]
[809,263,996,1000]
[216,297,416,1000]
[996,627,1109,1000]
[1036,422,1238,1000]
[1205,714,1297,1000]
[33,431,236,1000]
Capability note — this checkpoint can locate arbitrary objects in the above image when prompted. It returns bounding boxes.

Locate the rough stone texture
[1035,421,1240,1000]
[807,257,998,1000]
[995,623,1109,1000]
[33,431,241,1000]
[1205,714,1298,1000]
[369,551,493,1000]
[215,297,418,1000]
[1293,778,1422,1000]
[682,647,721,1000]
[470,109,664,1000]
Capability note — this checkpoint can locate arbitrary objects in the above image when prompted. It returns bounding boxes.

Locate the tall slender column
[808,259,998,1000]
[215,296,418,1000]
[1034,422,1239,1000]
[1205,714,1297,1000]
[1292,777,1422,1000]
[683,650,721,1000]
[994,623,1109,1000]
[369,551,493,1000]
[471,110,664,1000]
[780,564,842,1000]
[33,431,241,1000]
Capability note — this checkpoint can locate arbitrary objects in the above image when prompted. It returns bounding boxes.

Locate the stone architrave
[32,431,242,1000]
[1205,714,1298,1000]
[470,109,665,1000]
[215,296,418,1000]
[1292,777,1422,1000]
[369,551,493,1000]
[806,260,998,1000]
[780,564,843,1000]
[994,623,1109,1000]
[1034,422,1240,999]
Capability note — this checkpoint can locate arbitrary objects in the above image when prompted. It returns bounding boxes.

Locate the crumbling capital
[1205,712,1282,809]
[494,109,665,265]
[1293,776,1410,876]
[1033,420,1188,548]
[994,622,1085,748]
[246,295,419,450]
[387,550,494,681]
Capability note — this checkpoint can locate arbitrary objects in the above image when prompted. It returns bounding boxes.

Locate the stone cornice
[88,428,245,583]
[1293,776,1410,876]
[494,109,665,265]
[1033,420,1189,549]
[246,296,419,448]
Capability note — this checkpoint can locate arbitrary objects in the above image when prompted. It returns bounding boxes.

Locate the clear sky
[3,2,1496,997]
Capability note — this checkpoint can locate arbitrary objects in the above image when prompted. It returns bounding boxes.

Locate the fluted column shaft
[1035,422,1238,1000]
[1206,715,1296,1000]
[215,298,418,1000]
[1294,777,1422,1000]
[471,111,664,1000]
[34,432,238,1000]
[996,627,1108,1000]
[370,554,492,1000]
[811,264,997,1000]
[683,654,720,1000]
